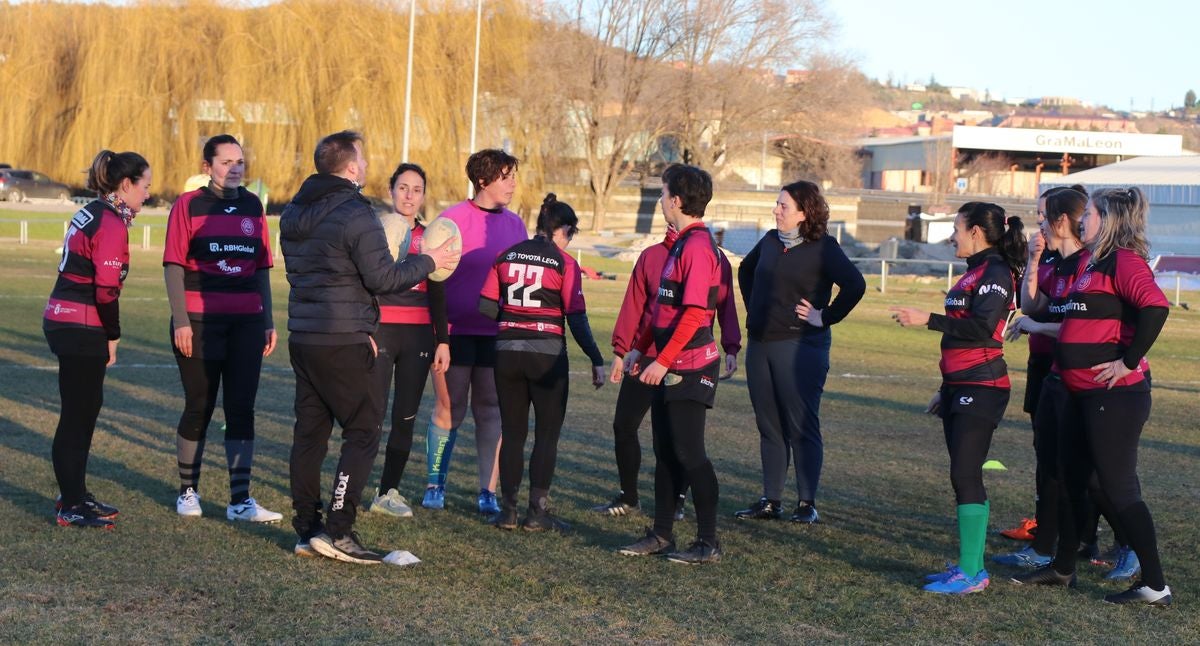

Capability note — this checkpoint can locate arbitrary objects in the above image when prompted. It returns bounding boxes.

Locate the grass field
[0,239,1197,643]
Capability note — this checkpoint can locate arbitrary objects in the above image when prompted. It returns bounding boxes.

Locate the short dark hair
[314,130,363,175]
[661,164,713,218]
[389,162,427,191]
[87,149,149,195]
[202,134,241,164]
[466,148,518,191]
[780,180,830,241]
[536,193,578,238]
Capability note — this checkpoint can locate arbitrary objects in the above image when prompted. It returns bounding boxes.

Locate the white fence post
[19,220,28,245]
[880,259,887,294]
[142,225,151,250]
[947,263,954,291]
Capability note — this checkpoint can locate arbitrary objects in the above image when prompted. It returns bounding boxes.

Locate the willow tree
[0,0,537,206]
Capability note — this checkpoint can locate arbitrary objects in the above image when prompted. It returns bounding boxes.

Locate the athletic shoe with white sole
[790,501,819,524]
[618,528,675,557]
[227,498,283,523]
[176,487,202,517]
[370,488,414,518]
[992,545,1052,568]
[493,505,519,530]
[421,486,445,510]
[1104,546,1141,581]
[667,539,722,565]
[309,532,384,564]
[923,566,989,595]
[56,504,114,529]
[1104,582,1172,606]
[294,539,318,558]
[591,494,640,517]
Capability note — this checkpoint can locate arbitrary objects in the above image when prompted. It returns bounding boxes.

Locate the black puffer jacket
[279,174,434,344]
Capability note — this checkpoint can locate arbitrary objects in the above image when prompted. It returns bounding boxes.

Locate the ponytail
[959,201,1027,279]
[86,149,149,196]
[999,215,1028,278]
[536,192,579,238]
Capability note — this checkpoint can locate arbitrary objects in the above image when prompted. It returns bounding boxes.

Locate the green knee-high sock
[957,501,990,577]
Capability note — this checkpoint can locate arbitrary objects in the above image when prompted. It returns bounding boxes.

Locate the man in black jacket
[281,130,459,564]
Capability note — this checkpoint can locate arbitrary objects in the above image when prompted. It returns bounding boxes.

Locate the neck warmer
[778,226,803,249]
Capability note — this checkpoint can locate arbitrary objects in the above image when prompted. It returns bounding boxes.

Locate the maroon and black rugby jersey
[1026,248,1060,356]
[927,249,1015,389]
[1054,248,1168,393]
[45,200,130,339]
[481,236,586,341]
[163,186,272,320]
[649,223,721,372]
[379,223,432,325]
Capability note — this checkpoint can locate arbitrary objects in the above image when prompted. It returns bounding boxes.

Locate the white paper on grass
[383,550,421,566]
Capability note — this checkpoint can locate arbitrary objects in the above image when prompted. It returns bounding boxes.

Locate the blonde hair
[1089,187,1151,261]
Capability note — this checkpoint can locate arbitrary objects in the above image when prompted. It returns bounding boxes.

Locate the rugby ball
[420,216,462,282]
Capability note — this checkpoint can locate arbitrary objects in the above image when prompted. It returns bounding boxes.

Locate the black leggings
[942,411,996,505]
[495,350,568,506]
[373,324,435,491]
[52,354,108,508]
[173,319,265,443]
[611,370,690,505]
[650,389,718,543]
[1052,389,1165,589]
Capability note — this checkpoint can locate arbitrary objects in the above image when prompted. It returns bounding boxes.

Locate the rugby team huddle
[42,130,1172,606]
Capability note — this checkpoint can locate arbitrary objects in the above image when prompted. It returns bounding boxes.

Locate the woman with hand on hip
[891,202,1026,595]
[1011,187,1172,606]
[734,180,864,524]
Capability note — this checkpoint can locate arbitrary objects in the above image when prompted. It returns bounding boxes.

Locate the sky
[828,0,1200,111]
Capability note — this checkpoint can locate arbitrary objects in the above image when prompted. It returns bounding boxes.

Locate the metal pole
[401,0,416,162]
[467,0,482,198]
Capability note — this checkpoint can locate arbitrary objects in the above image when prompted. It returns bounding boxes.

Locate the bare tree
[667,0,831,179]
[550,0,677,231]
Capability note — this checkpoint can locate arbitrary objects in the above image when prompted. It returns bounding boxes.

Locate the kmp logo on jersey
[216,260,243,274]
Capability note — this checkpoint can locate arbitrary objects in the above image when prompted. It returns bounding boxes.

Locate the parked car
[0,168,72,203]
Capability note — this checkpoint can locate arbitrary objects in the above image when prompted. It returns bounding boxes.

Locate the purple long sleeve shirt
[439,199,528,336]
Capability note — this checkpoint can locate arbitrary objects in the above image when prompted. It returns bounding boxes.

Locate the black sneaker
[591,494,640,517]
[617,528,675,556]
[667,538,722,564]
[522,506,571,533]
[493,505,519,530]
[56,504,114,530]
[734,498,782,520]
[790,501,819,524]
[1010,566,1077,587]
[309,531,384,564]
[56,493,119,520]
[1104,582,1172,606]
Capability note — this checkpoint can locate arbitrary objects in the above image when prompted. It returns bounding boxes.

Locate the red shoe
[1000,517,1037,541]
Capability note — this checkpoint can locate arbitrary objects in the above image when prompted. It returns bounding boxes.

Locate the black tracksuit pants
[51,354,108,508]
[288,341,384,539]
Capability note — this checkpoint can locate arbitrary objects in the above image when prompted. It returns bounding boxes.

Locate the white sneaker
[176,487,202,517]
[226,497,283,523]
[369,488,414,518]
[294,539,318,558]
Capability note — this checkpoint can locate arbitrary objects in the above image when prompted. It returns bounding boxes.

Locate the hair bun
[1006,215,1023,230]
[542,193,557,206]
